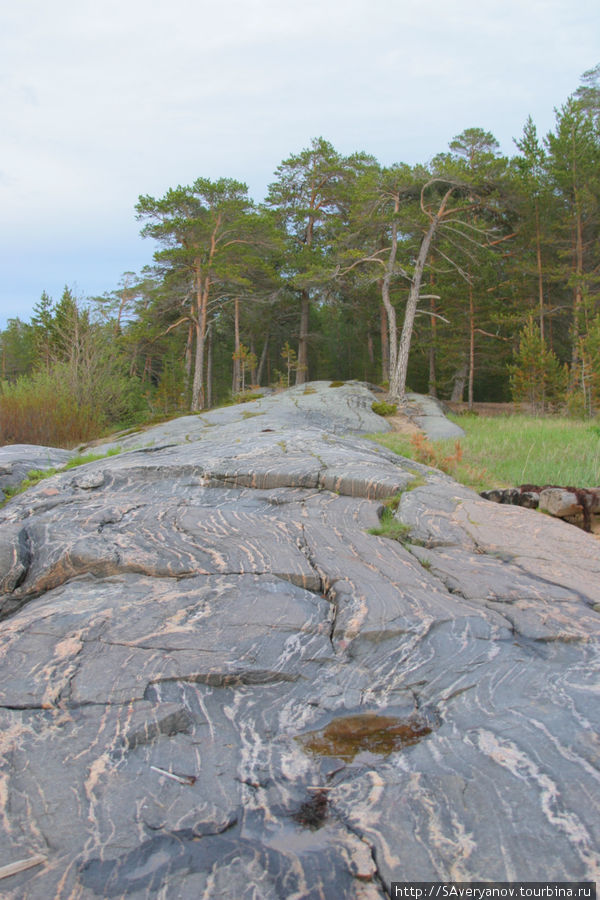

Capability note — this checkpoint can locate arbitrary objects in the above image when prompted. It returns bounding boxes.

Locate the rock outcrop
[0,444,74,503]
[0,381,599,898]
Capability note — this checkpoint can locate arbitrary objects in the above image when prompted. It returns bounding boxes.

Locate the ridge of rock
[0,381,598,897]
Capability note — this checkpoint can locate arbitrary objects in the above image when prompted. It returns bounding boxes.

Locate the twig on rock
[150,765,197,785]
[0,854,47,881]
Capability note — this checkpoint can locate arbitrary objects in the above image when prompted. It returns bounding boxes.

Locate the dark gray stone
[0,381,599,897]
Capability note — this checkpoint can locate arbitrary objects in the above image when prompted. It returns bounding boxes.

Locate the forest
[1,65,599,446]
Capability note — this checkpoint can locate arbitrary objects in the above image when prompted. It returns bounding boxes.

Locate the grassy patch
[371,400,397,417]
[64,448,122,469]
[1,448,122,504]
[368,415,600,490]
[329,381,345,388]
[234,391,264,404]
[368,506,411,542]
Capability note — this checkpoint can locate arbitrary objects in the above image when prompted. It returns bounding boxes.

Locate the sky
[1,0,599,327]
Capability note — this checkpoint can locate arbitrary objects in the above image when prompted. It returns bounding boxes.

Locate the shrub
[371,400,397,417]
[0,361,146,447]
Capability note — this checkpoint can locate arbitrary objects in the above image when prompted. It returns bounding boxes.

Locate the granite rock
[0,382,599,897]
[0,444,74,501]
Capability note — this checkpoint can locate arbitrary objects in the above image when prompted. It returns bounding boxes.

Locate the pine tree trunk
[250,337,257,386]
[451,363,467,402]
[535,200,545,341]
[184,318,194,393]
[428,281,437,397]
[256,335,269,386]
[206,326,213,409]
[296,291,309,385]
[232,299,241,394]
[571,207,584,371]
[191,320,204,412]
[429,345,437,398]
[380,300,390,383]
[468,281,475,410]
[191,276,209,412]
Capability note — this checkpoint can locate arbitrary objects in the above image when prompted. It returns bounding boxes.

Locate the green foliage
[232,343,258,393]
[0,317,36,380]
[368,506,411,542]
[64,448,122,469]
[509,319,567,413]
[281,342,300,387]
[150,349,188,418]
[0,355,146,447]
[371,400,397,416]
[573,315,600,417]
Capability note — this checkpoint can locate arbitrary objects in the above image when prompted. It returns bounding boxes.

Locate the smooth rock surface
[404,393,465,440]
[0,381,599,898]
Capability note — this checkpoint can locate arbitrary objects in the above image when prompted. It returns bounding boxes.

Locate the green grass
[368,506,412,542]
[1,448,122,504]
[369,415,600,491]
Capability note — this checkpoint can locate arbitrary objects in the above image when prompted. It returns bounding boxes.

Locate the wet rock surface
[0,381,599,898]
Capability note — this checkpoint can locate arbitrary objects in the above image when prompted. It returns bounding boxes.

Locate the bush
[371,400,397,417]
[0,362,146,446]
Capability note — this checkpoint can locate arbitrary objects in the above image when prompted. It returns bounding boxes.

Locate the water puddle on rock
[297,712,432,762]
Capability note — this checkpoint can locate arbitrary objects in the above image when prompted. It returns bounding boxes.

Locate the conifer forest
[1,66,599,445]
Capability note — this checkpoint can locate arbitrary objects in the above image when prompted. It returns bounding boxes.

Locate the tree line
[1,65,599,444]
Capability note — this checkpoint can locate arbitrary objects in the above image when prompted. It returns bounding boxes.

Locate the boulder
[0,381,599,897]
[539,487,584,518]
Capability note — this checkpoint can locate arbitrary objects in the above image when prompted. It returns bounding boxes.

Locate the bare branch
[487,231,517,247]
[336,251,390,277]
[474,328,511,342]
[415,309,451,324]
[434,245,473,282]
[440,224,491,251]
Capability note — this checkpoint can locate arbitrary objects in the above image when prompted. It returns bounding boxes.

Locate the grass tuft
[368,506,412,542]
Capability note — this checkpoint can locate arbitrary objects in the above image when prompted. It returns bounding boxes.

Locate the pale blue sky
[1,0,598,326]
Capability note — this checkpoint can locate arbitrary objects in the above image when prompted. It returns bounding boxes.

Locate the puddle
[297,712,432,761]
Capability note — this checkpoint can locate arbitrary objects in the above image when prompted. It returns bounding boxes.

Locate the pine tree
[509,319,567,413]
